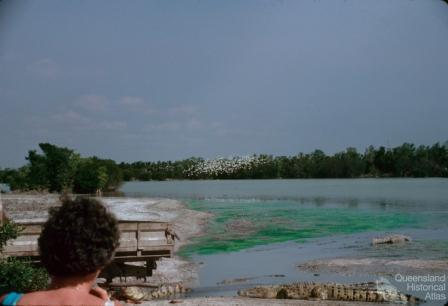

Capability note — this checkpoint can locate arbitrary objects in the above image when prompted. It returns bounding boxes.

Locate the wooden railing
[3,220,175,262]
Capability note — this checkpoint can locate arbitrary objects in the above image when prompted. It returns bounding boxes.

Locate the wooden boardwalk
[3,220,175,263]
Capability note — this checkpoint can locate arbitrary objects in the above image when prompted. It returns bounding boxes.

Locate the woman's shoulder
[14,291,46,305]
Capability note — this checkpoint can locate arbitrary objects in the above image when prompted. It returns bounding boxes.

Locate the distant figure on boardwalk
[1,197,121,306]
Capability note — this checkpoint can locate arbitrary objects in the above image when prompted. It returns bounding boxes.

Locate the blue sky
[1,0,447,167]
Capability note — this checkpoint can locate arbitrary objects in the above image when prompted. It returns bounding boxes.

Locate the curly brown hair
[38,197,120,277]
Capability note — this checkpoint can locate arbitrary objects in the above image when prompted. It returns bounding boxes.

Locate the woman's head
[38,197,120,277]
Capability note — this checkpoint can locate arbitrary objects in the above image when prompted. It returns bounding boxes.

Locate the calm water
[121,179,448,302]
[121,178,448,203]
[121,178,448,257]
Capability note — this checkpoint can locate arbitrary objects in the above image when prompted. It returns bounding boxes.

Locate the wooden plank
[20,225,42,234]
[139,245,173,252]
[118,223,138,231]
[118,231,138,252]
[138,231,168,248]
[3,250,39,257]
[4,220,174,259]
[138,223,169,231]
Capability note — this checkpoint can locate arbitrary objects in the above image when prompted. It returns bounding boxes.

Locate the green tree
[90,157,123,191]
[393,143,416,177]
[308,150,329,178]
[1,167,31,191]
[73,158,108,194]
[412,145,431,177]
[26,150,49,190]
[373,146,394,176]
[277,156,296,178]
[343,147,365,178]
[26,143,80,192]
[363,145,378,177]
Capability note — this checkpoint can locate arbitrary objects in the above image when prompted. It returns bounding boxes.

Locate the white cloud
[52,110,90,124]
[75,95,109,112]
[119,96,154,114]
[28,58,59,79]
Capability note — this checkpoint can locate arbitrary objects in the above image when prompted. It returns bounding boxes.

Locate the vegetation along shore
[1,141,447,194]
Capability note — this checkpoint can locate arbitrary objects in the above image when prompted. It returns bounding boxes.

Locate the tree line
[0,143,122,193]
[118,142,448,180]
[0,142,447,193]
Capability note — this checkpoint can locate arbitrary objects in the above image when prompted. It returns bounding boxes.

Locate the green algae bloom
[179,199,420,256]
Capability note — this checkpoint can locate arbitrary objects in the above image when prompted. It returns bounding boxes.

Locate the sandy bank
[1,193,61,222]
[298,258,448,276]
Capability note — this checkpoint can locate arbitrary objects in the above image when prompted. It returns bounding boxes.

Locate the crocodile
[237,281,422,304]
[115,282,188,302]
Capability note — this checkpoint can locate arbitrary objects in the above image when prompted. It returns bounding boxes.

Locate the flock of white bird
[184,155,264,177]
